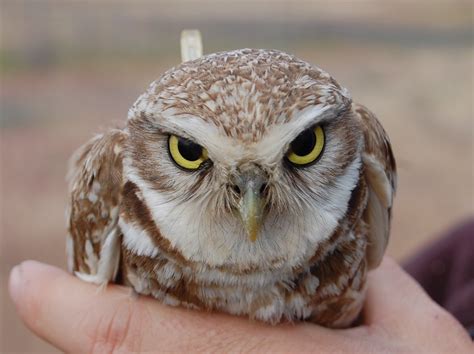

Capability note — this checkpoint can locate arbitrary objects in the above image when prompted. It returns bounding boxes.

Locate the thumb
[8,260,343,352]
[8,260,148,352]
[363,257,442,326]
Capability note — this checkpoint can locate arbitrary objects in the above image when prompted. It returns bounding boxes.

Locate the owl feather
[67,130,127,284]
[354,103,396,269]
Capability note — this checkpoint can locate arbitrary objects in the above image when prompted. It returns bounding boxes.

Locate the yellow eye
[286,125,325,166]
[168,135,209,170]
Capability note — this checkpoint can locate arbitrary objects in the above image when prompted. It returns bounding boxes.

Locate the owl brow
[134,112,184,137]
[151,113,220,144]
[286,108,343,142]
[308,107,348,126]
[150,123,202,144]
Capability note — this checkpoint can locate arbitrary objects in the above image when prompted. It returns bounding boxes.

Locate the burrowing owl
[67,48,396,327]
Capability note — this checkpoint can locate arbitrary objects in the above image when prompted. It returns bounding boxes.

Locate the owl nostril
[233,183,267,196]
[232,185,241,195]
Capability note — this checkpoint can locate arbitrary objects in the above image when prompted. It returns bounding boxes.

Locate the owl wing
[354,104,397,269]
[66,129,128,285]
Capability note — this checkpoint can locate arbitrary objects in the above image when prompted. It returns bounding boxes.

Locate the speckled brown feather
[353,103,397,268]
[354,103,397,191]
[67,129,127,279]
[129,49,351,143]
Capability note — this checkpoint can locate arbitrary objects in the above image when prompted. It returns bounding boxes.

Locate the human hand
[9,258,472,353]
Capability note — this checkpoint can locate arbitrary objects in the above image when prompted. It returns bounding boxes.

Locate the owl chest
[118,170,370,325]
[119,217,368,326]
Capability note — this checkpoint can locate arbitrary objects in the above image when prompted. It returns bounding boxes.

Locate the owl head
[124,49,364,272]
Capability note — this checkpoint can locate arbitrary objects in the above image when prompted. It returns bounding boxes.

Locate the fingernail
[9,264,23,304]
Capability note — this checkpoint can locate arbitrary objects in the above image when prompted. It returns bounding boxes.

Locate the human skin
[8,258,473,353]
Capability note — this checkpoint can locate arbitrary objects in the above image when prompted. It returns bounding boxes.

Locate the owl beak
[235,173,265,242]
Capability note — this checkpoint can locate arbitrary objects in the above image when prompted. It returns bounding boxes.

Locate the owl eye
[286,125,325,166]
[168,135,209,170]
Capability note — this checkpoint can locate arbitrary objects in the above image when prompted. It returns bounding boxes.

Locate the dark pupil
[290,129,316,156]
[178,138,202,161]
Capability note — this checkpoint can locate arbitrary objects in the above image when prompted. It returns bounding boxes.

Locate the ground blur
[1,1,473,351]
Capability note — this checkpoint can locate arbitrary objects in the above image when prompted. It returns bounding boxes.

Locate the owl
[66,48,396,328]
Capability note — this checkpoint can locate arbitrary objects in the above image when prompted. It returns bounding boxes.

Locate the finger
[363,257,454,329]
[9,260,141,352]
[363,257,431,326]
[9,261,355,352]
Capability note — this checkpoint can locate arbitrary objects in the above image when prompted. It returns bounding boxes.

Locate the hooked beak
[234,170,266,242]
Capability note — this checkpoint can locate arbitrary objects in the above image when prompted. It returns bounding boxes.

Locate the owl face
[125,49,363,271]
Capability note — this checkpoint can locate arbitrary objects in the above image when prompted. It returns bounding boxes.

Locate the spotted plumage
[67,48,396,327]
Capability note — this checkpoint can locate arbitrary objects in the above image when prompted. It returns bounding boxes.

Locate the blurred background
[1,0,472,351]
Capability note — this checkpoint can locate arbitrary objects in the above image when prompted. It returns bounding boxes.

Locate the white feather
[75,228,120,285]
[120,219,160,258]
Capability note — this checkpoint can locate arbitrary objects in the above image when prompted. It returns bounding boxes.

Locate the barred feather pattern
[118,174,369,326]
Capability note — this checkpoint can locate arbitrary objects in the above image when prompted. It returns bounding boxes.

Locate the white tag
[180,30,203,62]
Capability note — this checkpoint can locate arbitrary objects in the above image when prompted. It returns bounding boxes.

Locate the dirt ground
[1,1,473,352]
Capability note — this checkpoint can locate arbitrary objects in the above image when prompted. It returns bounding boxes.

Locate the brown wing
[66,129,128,284]
[353,104,397,269]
